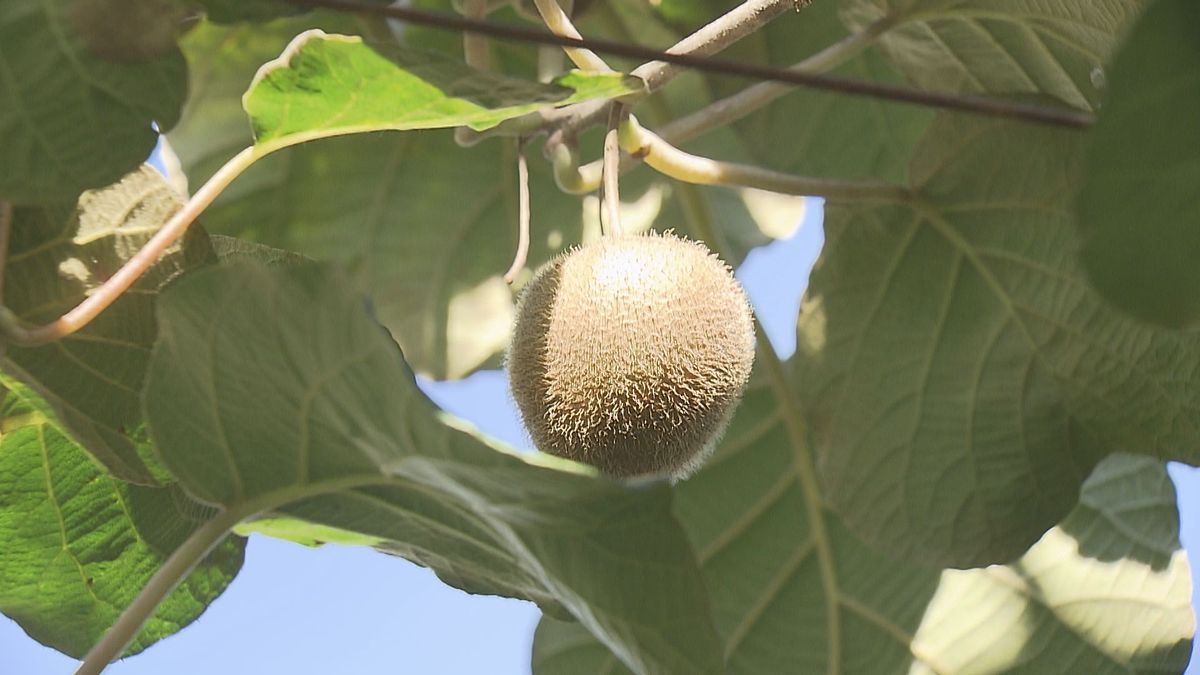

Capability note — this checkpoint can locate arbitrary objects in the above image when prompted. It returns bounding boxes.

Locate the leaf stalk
[74,508,245,675]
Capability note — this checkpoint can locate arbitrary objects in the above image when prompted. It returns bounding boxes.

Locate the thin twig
[285,0,1094,130]
[0,148,259,347]
[620,115,909,201]
[602,103,626,236]
[532,0,611,72]
[503,139,532,284]
[546,0,795,142]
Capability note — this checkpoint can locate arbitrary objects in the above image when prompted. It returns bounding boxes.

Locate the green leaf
[0,381,245,658]
[1076,0,1200,328]
[0,0,187,202]
[532,374,1193,674]
[199,130,793,379]
[2,166,213,484]
[797,113,1200,567]
[169,13,361,187]
[244,29,642,148]
[143,259,724,675]
[841,0,1149,111]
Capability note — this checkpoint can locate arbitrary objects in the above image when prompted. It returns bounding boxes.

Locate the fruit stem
[601,103,627,237]
[503,138,533,283]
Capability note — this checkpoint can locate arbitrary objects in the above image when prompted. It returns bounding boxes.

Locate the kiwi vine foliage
[0,0,1197,673]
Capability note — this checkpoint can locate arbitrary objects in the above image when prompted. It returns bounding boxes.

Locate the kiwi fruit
[508,232,755,478]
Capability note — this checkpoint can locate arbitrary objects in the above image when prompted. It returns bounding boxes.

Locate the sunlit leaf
[0,381,245,658]
[1076,0,1200,328]
[169,13,361,188]
[244,30,642,148]
[144,260,724,675]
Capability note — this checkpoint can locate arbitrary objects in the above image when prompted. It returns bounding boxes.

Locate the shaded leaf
[68,0,195,63]
[2,166,213,485]
[841,0,1148,111]
[0,381,245,658]
[0,0,187,202]
[533,371,1193,674]
[143,260,724,675]
[1076,0,1200,328]
[797,113,1200,566]
[245,29,642,148]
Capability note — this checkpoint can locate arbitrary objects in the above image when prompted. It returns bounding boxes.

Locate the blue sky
[4,202,1199,673]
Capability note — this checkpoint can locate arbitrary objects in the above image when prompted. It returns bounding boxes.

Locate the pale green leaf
[533,374,1193,674]
[0,381,245,658]
[244,30,642,148]
[0,0,187,202]
[1,166,213,485]
[1076,0,1200,328]
[797,113,1200,566]
[143,260,724,675]
[841,0,1149,111]
[168,12,365,188]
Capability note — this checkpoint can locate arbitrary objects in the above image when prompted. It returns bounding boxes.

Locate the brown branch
[286,0,1093,129]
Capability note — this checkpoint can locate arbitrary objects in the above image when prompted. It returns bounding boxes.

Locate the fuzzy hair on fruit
[507,231,755,478]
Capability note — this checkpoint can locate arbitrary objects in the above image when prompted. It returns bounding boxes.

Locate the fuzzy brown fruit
[507,232,755,478]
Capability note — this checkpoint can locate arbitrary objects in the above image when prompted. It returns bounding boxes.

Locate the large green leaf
[143,259,724,675]
[840,0,1149,111]
[0,0,187,202]
[169,13,360,188]
[0,381,245,658]
[797,114,1200,567]
[532,374,1193,674]
[244,29,642,149]
[1076,0,1200,328]
[1,165,212,485]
